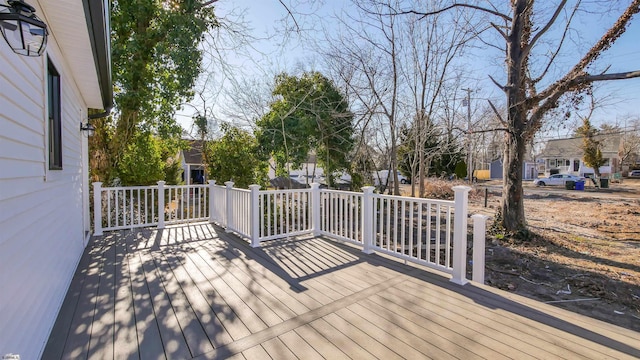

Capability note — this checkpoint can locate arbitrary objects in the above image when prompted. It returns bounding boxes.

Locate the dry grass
[399,178,484,199]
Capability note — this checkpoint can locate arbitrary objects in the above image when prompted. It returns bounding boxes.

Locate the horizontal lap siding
[0,37,89,360]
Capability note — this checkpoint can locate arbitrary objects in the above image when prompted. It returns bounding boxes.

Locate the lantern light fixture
[80,122,95,137]
[0,0,48,57]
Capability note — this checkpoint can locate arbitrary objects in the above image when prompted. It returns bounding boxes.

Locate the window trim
[48,59,62,170]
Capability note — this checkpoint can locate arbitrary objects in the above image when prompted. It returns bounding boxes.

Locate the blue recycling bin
[575,180,585,191]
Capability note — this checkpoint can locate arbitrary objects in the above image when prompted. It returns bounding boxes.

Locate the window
[48,60,62,169]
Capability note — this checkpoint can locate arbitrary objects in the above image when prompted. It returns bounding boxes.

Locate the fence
[93,181,489,285]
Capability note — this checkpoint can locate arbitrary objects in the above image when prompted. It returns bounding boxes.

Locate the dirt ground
[465,179,640,332]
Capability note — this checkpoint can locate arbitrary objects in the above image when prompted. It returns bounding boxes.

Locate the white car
[374,170,410,185]
[629,170,640,178]
[533,174,585,186]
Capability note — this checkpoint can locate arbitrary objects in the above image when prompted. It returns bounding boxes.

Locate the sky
[177,1,640,139]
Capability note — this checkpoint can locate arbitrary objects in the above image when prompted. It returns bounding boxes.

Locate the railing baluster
[408,200,414,257]
[129,188,133,227]
[417,202,422,260]
[436,204,441,266]
[426,204,432,262]
[401,200,406,254]
[106,189,111,229]
[446,204,452,267]
[93,182,103,236]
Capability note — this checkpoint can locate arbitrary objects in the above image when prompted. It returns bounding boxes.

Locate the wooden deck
[43,222,640,359]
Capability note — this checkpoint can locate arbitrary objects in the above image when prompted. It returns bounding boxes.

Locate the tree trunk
[501,0,529,232]
[501,130,526,231]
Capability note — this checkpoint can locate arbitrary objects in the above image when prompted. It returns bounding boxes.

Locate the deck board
[126,234,165,360]
[43,223,640,360]
[277,330,325,360]
[112,232,138,359]
[87,234,116,360]
[138,246,192,359]
[43,232,105,359]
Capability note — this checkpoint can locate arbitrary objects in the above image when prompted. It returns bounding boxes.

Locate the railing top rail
[100,185,158,191]
[98,183,210,191]
[165,184,208,188]
[229,188,251,194]
[320,189,363,196]
[374,193,455,206]
[260,188,312,195]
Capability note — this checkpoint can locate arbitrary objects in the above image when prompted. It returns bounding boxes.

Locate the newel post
[157,181,166,229]
[208,180,216,223]
[451,185,471,285]
[361,186,375,254]
[249,184,261,248]
[310,183,321,236]
[471,214,490,284]
[93,182,103,236]
[225,181,234,233]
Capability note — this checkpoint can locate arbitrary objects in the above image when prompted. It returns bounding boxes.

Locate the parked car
[533,174,585,186]
[629,170,640,178]
[374,170,410,185]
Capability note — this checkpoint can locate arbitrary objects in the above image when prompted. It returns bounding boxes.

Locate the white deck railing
[93,182,210,232]
[93,181,489,285]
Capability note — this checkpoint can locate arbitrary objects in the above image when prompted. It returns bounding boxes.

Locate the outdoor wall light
[0,0,48,57]
[80,122,95,137]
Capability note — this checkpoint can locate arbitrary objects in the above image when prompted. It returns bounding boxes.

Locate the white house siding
[0,29,90,359]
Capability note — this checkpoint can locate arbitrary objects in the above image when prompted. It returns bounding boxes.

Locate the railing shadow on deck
[128,222,311,293]
[149,223,640,359]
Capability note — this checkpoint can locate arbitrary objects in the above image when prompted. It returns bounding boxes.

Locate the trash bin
[600,178,609,188]
[575,180,585,191]
[565,180,575,190]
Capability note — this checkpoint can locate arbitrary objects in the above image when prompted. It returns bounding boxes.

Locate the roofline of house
[83,0,113,111]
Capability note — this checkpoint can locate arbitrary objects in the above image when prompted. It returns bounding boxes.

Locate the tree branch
[488,99,507,127]
[490,22,508,41]
[531,2,578,84]
[574,70,640,83]
[277,0,300,32]
[488,75,506,91]
[393,3,511,22]
[522,0,567,61]
[535,0,640,103]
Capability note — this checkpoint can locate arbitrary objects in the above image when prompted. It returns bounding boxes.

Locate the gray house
[180,140,207,184]
[490,159,538,180]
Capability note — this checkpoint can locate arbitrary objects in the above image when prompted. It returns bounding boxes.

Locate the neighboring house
[181,139,207,184]
[0,1,112,358]
[538,135,623,178]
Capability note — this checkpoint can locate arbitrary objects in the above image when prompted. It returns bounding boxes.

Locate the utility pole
[462,88,473,184]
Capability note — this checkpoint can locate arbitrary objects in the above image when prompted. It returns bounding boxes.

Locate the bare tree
[400,2,475,197]
[394,1,640,232]
[612,115,640,170]
[318,0,406,194]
